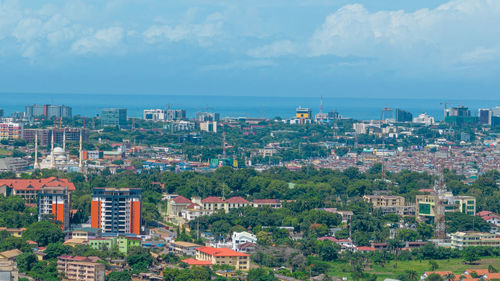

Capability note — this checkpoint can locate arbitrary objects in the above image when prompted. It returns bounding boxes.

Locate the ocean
[0,93,499,121]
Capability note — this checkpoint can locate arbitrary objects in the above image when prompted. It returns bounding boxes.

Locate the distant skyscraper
[167,109,186,120]
[25,104,72,119]
[478,109,492,125]
[91,188,142,235]
[395,108,413,122]
[296,107,312,124]
[445,106,471,117]
[144,109,167,121]
[101,108,127,127]
[196,112,220,122]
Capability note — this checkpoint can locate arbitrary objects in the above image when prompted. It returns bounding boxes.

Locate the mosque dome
[53,147,65,155]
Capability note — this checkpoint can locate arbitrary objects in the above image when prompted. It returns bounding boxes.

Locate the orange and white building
[194,246,250,271]
[0,177,75,230]
[91,188,141,235]
[38,186,71,230]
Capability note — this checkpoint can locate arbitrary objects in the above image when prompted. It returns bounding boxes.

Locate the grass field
[327,258,500,280]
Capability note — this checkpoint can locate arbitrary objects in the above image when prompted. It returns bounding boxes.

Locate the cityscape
[1,0,500,281]
[0,100,498,281]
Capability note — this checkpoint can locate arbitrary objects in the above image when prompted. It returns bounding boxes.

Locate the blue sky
[1,0,500,99]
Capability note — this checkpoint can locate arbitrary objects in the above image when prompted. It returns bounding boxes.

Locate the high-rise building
[395,108,413,122]
[91,188,142,235]
[25,104,72,119]
[196,112,220,122]
[296,107,312,124]
[445,106,471,117]
[478,109,492,125]
[167,109,186,120]
[101,109,127,127]
[37,186,71,230]
[0,123,23,140]
[143,109,167,121]
[23,128,89,146]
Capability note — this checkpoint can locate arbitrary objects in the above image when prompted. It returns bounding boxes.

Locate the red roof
[181,258,212,266]
[201,197,225,203]
[187,203,201,208]
[318,237,351,243]
[356,246,376,251]
[196,247,250,257]
[0,177,75,191]
[477,211,493,217]
[425,271,453,277]
[252,199,278,204]
[172,196,192,204]
[225,197,250,204]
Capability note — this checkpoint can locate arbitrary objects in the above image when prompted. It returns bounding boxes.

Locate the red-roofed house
[355,246,376,252]
[224,197,250,212]
[168,195,192,217]
[202,197,226,211]
[0,177,75,204]
[477,211,493,217]
[196,247,250,271]
[252,199,282,208]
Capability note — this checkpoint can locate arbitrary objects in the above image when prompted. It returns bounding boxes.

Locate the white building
[144,109,167,121]
[232,231,257,251]
[413,113,435,126]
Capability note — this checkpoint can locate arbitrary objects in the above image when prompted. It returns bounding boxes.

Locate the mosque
[34,129,84,172]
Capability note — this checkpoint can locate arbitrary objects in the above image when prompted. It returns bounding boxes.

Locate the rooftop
[196,246,250,257]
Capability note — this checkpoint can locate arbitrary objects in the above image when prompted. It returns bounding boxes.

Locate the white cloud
[307,0,500,69]
[247,40,297,58]
[143,13,223,45]
[200,59,276,71]
[71,27,124,54]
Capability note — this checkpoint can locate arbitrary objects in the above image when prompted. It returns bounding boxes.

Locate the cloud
[71,27,124,55]
[143,13,223,45]
[247,40,298,58]
[307,0,500,69]
[200,59,276,71]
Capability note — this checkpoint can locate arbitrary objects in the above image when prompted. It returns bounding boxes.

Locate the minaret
[50,131,55,169]
[63,129,66,151]
[34,133,39,169]
[79,129,83,169]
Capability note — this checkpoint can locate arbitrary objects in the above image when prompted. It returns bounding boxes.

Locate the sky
[1,0,500,99]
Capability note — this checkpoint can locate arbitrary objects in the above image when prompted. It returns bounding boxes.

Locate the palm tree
[444,273,455,281]
[405,270,418,281]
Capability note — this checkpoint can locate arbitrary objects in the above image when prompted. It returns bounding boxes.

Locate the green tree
[247,268,278,281]
[126,247,153,273]
[106,271,132,281]
[44,242,70,260]
[23,221,64,246]
[17,252,38,273]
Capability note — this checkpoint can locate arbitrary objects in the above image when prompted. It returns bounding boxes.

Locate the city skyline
[1,0,500,98]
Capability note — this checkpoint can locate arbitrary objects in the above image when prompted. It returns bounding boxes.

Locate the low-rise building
[252,199,282,208]
[57,255,105,281]
[451,232,500,249]
[231,231,257,251]
[195,246,250,271]
[169,241,203,256]
[416,192,476,224]
[88,236,141,254]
